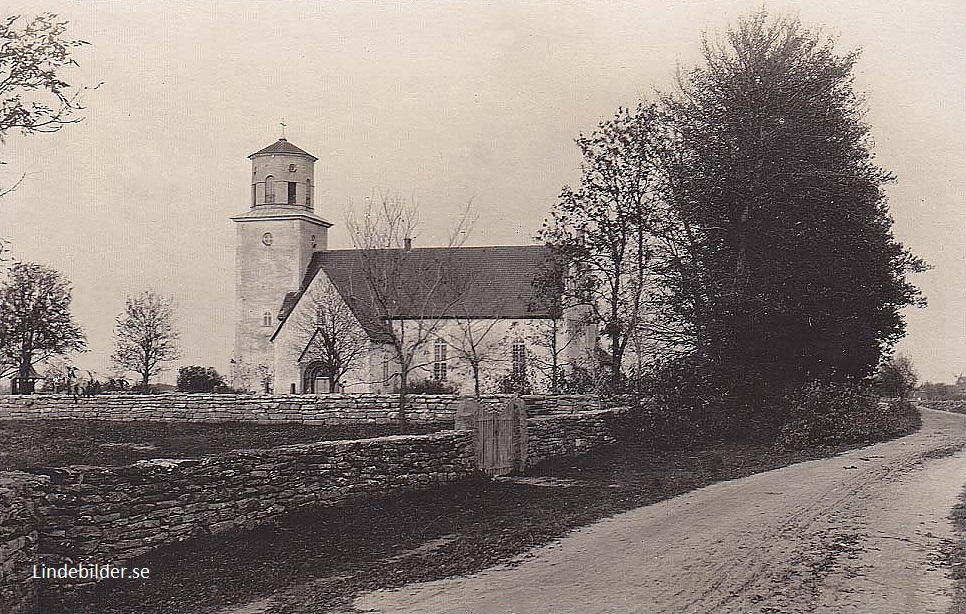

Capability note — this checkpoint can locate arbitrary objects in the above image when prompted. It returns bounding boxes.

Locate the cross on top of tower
[279,119,287,140]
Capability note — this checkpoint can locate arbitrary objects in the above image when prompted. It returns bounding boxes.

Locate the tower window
[315,305,326,326]
[306,179,312,207]
[252,184,256,206]
[262,312,273,327]
[433,339,447,381]
[265,175,275,204]
[287,181,297,205]
[511,339,527,378]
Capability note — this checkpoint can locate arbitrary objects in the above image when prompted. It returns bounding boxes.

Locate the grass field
[0,419,443,471]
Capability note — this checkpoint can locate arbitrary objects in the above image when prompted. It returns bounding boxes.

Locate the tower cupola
[249,138,318,211]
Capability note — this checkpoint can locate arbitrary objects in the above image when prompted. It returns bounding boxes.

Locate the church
[230,137,598,395]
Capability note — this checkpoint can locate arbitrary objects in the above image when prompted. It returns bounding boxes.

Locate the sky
[2,0,964,384]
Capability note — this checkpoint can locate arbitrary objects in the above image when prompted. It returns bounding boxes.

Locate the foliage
[540,103,666,387]
[497,373,532,395]
[176,366,226,393]
[42,356,77,392]
[112,290,181,389]
[0,13,95,203]
[917,380,966,401]
[659,11,927,400]
[101,377,130,393]
[873,354,918,399]
[0,262,86,385]
[404,378,458,395]
[773,381,920,449]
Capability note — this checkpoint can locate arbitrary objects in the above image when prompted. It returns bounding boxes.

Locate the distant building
[231,138,597,394]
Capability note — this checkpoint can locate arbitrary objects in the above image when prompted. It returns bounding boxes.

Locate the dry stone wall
[525,408,623,467]
[0,472,47,614]
[0,393,456,424]
[0,393,602,424]
[917,400,966,414]
[36,430,474,565]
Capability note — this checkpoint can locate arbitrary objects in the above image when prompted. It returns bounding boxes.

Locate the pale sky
[2,0,964,384]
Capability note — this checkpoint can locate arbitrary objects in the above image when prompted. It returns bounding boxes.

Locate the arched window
[262,312,273,327]
[315,305,326,327]
[287,181,297,204]
[265,175,275,204]
[511,339,527,378]
[306,179,312,207]
[433,339,448,381]
[251,184,256,206]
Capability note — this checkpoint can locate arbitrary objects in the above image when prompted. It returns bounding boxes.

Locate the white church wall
[273,270,373,394]
[392,317,590,395]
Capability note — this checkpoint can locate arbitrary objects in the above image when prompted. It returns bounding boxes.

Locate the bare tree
[445,318,506,398]
[345,191,475,417]
[112,290,181,390]
[0,262,86,392]
[289,284,369,393]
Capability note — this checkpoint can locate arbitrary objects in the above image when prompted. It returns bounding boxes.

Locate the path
[356,409,966,613]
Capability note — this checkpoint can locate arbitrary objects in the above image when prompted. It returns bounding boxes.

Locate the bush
[774,381,920,449]
[405,378,459,395]
[497,373,532,395]
[622,355,757,447]
[177,366,226,393]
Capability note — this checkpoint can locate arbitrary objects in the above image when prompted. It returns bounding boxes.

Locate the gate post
[509,396,528,472]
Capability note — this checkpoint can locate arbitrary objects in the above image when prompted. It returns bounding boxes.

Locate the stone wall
[917,399,966,414]
[519,395,601,416]
[0,393,456,424]
[525,408,624,467]
[37,430,474,565]
[0,393,602,424]
[0,472,47,614]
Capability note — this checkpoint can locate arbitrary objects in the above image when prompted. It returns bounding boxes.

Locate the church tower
[231,137,331,391]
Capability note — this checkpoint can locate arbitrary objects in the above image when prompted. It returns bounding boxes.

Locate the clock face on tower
[261,232,273,246]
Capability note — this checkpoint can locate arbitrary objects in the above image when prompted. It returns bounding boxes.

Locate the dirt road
[356,409,966,614]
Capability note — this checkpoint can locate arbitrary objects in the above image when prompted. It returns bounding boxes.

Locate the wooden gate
[458,397,526,477]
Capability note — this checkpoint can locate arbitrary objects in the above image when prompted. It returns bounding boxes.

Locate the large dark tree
[660,12,926,398]
[0,262,86,390]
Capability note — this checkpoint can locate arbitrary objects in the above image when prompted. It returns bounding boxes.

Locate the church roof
[275,245,559,342]
[249,138,318,161]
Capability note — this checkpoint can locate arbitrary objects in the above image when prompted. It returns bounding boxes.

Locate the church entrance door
[302,362,332,394]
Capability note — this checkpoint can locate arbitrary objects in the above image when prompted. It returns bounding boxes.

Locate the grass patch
[40,431,910,614]
[0,420,444,471]
[951,491,966,614]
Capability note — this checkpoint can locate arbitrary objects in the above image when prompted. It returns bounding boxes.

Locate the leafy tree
[0,14,94,256]
[540,104,665,388]
[176,366,226,393]
[0,262,86,392]
[42,356,77,392]
[112,290,181,390]
[0,13,93,193]
[660,12,926,399]
[873,354,917,399]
